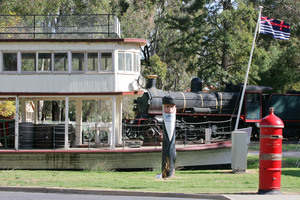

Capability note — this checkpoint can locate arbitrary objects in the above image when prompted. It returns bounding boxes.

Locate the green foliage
[251,0,300,92]
[257,39,300,93]
[142,54,167,89]
[115,0,158,39]
[0,0,113,15]
[122,97,136,119]
[163,0,299,91]
[165,1,261,89]
[0,101,15,118]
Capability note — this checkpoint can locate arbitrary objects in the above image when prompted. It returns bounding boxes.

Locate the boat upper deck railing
[0,14,121,39]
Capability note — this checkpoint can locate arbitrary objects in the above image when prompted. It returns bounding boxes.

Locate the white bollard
[205,128,212,144]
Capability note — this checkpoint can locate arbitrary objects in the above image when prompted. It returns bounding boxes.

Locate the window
[87,52,98,71]
[38,53,51,71]
[54,53,68,71]
[133,54,140,72]
[118,52,124,71]
[72,53,84,71]
[100,52,112,71]
[125,53,133,71]
[247,93,259,102]
[22,53,36,72]
[3,53,17,71]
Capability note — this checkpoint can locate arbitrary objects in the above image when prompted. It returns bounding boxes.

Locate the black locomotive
[124,75,300,142]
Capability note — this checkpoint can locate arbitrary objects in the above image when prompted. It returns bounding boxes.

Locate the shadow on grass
[118,186,148,190]
[178,170,234,175]
[282,169,300,178]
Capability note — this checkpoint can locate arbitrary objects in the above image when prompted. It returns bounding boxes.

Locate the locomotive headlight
[255,122,260,128]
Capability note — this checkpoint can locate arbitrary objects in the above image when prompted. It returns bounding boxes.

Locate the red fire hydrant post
[258,107,284,194]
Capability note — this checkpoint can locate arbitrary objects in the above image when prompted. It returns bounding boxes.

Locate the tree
[162,0,299,92]
[165,1,266,89]
[0,101,15,119]
[257,40,300,93]
[253,0,300,93]
[142,54,168,89]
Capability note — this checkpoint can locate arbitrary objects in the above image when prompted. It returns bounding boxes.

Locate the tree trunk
[82,101,97,122]
[52,101,60,121]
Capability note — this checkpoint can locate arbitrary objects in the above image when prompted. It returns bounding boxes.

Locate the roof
[0,38,147,46]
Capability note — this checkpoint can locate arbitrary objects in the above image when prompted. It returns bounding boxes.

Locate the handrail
[0,14,121,39]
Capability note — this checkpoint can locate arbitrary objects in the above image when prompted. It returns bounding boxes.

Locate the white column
[17,51,21,74]
[110,96,116,150]
[20,99,26,122]
[0,51,3,72]
[115,96,123,145]
[113,50,118,91]
[205,128,212,144]
[75,99,82,146]
[64,97,69,149]
[15,96,19,150]
[34,100,38,124]
[68,51,72,74]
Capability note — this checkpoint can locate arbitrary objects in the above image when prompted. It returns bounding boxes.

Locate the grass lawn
[249,140,299,151]
[0,156,299,194]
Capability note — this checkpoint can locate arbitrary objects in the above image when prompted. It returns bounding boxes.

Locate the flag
[259,16,290,40]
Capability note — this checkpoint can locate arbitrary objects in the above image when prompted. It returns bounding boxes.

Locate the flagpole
[234,6,263,131]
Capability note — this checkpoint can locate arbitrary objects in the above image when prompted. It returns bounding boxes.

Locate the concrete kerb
[0,186,231,200]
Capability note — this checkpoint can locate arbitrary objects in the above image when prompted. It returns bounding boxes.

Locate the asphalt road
[1,190,300,200]
[0,191,223,200]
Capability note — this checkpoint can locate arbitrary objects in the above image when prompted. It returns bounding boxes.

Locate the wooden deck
[0,141,231,170]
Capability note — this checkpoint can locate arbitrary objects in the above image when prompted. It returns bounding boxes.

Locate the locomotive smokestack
[146,75,158,89]
[191,77,202,93]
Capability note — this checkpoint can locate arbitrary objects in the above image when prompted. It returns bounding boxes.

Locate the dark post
[162,96,177,178]
[108,14,110,38]
[33,15,36,39]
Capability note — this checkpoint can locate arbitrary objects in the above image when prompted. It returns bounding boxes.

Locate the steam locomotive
[124,75,300,141]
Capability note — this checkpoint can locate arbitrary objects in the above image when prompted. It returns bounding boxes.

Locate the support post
[115,96,123,145]
[20,99,26,122]
[34,100,38,124]
[64,97,69,149]
[15,96,19,150]
[110,96,116,150]
[75,99,82,146]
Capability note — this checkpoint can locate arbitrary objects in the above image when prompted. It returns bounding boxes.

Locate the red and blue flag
[259,16,290,40]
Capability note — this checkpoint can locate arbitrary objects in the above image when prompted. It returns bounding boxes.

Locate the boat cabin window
[22,53,36,72]
[72,52,84,72]
[118,52,124,71]
[118,51,140,73]
[1,50,136,74]
[3,53,17,71]
[38,53,52,72]
[100,52,112,71]
[133,53,140,72]
[125,53,133,71]
[87,52,98,71]
[54,53,68,72]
